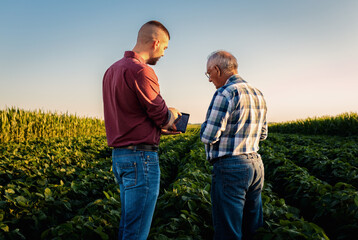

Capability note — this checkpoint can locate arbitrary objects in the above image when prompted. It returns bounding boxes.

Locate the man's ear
[215,65,221,77]
[152,40,160,49]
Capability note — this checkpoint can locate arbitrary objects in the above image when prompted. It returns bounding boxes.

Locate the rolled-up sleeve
[260,118,268,141]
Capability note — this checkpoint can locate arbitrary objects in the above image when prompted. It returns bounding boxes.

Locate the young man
[102,20,181,240]
[201,50,268,240]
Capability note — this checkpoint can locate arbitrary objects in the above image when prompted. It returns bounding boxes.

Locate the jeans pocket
[118,161,137,188]
[144,152,159,165]
[222,167,249,197]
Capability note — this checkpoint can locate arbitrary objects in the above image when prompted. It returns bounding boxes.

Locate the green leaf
[0,223,9,232]
[44,188,52,198]
[354,195,358,206]
[62,201,72,211]
[204,183,211,192]
[37,178,47,186]
[15,196,28,207]
[6,189,15,194]
[94,226,109,240]
[35,193,44,198]
[103,191,110,199]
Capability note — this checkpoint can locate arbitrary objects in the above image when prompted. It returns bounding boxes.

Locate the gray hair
[207,50,238,73]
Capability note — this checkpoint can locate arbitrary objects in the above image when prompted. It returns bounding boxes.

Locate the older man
[103,21,181,240]
[201,51,268,240]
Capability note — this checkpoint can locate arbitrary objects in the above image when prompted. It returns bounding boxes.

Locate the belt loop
[133,146,137,152]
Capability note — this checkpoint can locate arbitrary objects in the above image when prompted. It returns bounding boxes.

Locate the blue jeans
[211,153,264,240]
[112,148,160,240]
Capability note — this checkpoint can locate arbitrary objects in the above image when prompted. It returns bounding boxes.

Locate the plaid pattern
[200,75,267,161]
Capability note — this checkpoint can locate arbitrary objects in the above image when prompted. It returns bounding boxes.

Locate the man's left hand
[161,129,181,135]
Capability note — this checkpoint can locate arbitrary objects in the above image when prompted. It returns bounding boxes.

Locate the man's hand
[161,129,181,135]
[169,107,181,123]
[162,107,182,130]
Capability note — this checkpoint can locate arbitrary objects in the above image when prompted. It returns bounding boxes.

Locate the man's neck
[132,46,150,64]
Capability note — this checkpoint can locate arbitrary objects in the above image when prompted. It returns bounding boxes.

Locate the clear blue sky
[1,0,357,123]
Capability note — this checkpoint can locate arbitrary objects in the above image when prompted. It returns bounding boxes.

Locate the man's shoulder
[218,81,242,98]
[111,57,143,69]
[228,80,264,97]
[109,57,155,76]
[216,81,263,103]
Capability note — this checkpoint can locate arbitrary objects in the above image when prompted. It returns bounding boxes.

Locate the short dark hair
[145,20,170,40]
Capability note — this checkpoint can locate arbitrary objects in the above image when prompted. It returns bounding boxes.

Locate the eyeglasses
[205,65,220,79]
[205,67,214,79]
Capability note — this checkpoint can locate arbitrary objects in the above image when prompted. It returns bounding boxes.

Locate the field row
[1,130,357,239]
[0,136,117,239]
[259,134,358,240]
[152,132,330,240]
[265,133,358,187]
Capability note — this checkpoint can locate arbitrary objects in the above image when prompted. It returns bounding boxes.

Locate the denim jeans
[211,153,264,240]
[112,148,160,240]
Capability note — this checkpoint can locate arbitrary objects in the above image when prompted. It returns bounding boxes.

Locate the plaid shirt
[200,75,268,161]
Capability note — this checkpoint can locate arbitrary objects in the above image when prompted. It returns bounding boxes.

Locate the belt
[115,144,159,152]
[209,153,259,165]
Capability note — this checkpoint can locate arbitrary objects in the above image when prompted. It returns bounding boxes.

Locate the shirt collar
[124,51,145,64]
[225,74,246,85]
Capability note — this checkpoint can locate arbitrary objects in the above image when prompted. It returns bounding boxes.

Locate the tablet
[175,113,190,133]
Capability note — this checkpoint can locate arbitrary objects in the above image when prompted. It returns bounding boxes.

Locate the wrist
[162,110,175,130]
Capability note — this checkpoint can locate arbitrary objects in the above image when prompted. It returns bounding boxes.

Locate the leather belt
[115,144,159,152]
[209,153,259,165]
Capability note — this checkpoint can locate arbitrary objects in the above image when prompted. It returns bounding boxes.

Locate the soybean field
[1,108,357,239]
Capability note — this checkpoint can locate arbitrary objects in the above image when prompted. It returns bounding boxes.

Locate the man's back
[219,76,267,153]
[102,51,168,147]
[201,75,267,160]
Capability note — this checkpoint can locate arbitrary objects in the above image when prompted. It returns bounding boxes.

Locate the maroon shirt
[102,51,169,147]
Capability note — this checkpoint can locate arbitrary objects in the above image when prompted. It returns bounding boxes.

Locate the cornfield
[0,107,105,143]
[269,112,358,136]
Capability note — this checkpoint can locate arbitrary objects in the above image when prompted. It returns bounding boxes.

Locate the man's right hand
[162,107,182,130]
[169,107,182,131]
